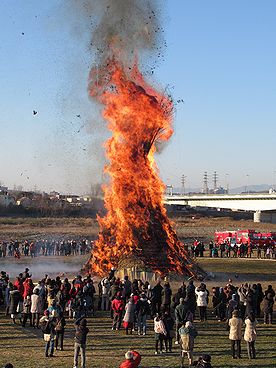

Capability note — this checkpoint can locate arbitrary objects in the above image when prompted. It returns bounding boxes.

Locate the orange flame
[86,58,199,278]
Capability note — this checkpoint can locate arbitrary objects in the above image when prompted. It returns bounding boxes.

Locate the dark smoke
[91,0,162,68]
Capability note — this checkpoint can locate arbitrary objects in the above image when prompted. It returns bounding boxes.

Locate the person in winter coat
[244,312,257,359]
[122,276,132,301]
[172,287,186,309]
[263,292,274,324]
[264,285,275,298]
[111,292,125,330]
[237,285,247,320]
[175,298,192,344]
[22,295,32,327]
[123,297,136,335]
[23,278,34,299]
[217,287,227,321]
[151,281,163,315]
[73,316,89,368]
[154,313,167,354]
[195,285,208,322]
[245,289,257,317]
[14,277,24,297]
[40,310,57,357]
[119,350,141,368]
[228,310,242,359]
[227,293,239,320]
[136,293,150,335]
[255,283,264,318]
[179,321,198,367]
[31,288,41,328]
[9,285,21,324]
[55,312,66,351]
[195,354,213,368]
[162,282,172,312]
[163,310,174,352]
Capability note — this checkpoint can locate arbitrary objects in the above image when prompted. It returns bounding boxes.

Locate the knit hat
[125,351,133,360]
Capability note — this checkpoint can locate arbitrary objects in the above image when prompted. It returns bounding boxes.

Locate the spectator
[195,354,213,368]
[195,284,208,322]
[263,293,274,324]
[151,280,163,316]
[228,310,242,359]
[136,293,150,335]
[154,313,167,354]
[119,351,141,368]
[123,297,135,335]
[55,312,66,351]
[31,288,41,328]
[163,310,174,352]
[40,310,57,357]
[111,292,125,331]
[9,285,21,324]
[244,312,257,359]
[22,296,32,327]
[179,321,198,367]
[73,316,89,368]
[162,282,172,312]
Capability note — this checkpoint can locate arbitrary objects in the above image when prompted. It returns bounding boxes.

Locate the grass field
[0,257,275,368]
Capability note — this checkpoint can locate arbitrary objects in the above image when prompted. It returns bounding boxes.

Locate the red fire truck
[215,229,276,247]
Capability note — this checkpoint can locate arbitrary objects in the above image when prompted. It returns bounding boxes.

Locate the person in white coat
[244,312,257,359]
[31,288,41,328]
[195,284,208,321]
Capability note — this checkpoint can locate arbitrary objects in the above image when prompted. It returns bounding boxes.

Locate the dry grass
[0,305,275,367]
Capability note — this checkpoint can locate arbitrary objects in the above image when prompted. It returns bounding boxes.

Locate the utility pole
[225,173,229,193]
[181,174,186,194]
[213,171,218,192]
[203,172,208,194]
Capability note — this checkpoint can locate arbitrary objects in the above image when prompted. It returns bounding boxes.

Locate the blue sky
[1,0,276,193]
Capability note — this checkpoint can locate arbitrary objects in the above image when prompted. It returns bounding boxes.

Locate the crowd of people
[0,238,92,258]
[0,266,275,367]
[191,240,276,259]
[1,238,276,261]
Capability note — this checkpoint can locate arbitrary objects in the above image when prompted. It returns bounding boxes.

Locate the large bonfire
[84,0,203,278]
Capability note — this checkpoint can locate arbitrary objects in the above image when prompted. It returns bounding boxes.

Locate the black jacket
[74,317,89,345]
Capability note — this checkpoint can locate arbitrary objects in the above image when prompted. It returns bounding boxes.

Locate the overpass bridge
[164,193,276,223]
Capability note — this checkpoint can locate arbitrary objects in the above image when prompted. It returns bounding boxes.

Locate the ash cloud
[91,0,162,68]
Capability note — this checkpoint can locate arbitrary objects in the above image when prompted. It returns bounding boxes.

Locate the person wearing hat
[179,321,198,367]
[119,350,141,368]
[195,354,213,368]
[228,310,242,359]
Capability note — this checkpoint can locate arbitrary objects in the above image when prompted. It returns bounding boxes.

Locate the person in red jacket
[111,292,125,330]
[119,351,141,368]
[23,278,34,299]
